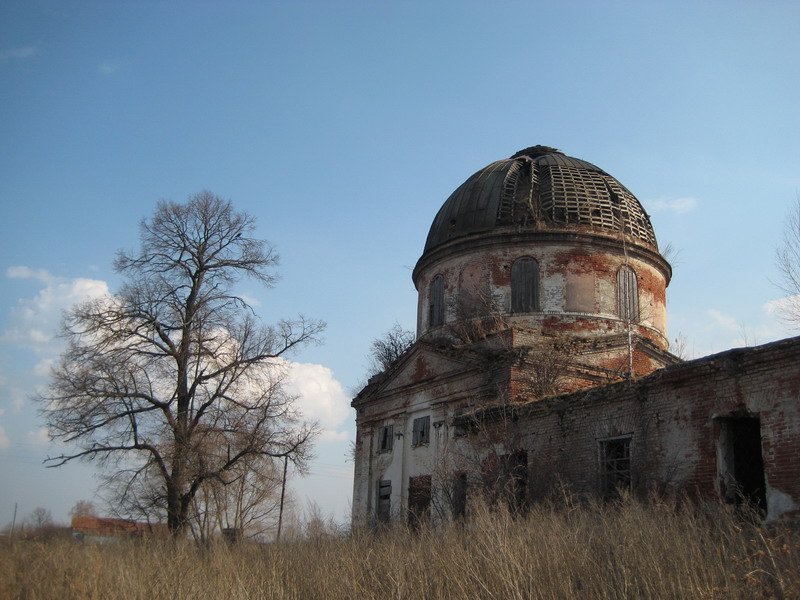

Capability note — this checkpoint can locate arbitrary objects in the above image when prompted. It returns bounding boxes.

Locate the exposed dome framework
[424,146,657,253]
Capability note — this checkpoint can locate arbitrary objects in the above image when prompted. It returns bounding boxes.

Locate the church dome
[423,145,657,254]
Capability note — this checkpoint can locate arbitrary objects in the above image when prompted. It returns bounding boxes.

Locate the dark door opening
[408,474,432,528]
[718,417,767,511]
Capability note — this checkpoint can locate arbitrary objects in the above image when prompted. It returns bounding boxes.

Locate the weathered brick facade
[351,146,799,525]
[482,336,800,521]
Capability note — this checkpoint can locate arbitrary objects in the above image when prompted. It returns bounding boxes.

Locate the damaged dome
[423,145,657,253]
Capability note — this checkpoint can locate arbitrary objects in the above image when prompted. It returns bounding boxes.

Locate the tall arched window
[511,257,540,313]
[617,266,639,322]
[429,274,444,328]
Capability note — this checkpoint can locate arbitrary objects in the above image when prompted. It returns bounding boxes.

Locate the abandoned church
[351,145,800,525]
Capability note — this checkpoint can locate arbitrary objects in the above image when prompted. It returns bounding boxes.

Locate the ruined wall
[484,336,800,521]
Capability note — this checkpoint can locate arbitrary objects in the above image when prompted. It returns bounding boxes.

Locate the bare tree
[430,399,531,521]
[69,500,97,518]
[189,453,283,542]
[776,196,800,328]
[41,192,325,535]
[446,284,509,344]
[27,507,54,529]
[366,323,415,377]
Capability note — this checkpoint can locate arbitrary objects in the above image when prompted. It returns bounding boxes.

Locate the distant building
[71,515,169,541]
[351,145,800,525]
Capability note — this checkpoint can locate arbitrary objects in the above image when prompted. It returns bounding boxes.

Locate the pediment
[355,342,483,402]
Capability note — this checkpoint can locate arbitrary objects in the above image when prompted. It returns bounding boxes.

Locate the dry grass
[2,497,799,600]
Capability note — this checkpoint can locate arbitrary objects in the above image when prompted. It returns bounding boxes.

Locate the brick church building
[351,146,800,525]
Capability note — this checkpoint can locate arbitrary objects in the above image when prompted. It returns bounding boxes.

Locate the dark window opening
[617,267,639,322]
[483,450,528,513]
[408,474,432,528]
[412,416,430,446]
[378,425,393,452]
[511,257,540,313]
[429,275,444,328]
[376,480,391,523]
[718,417,767,511]
[600,436,632,498]
[452,407,471,437]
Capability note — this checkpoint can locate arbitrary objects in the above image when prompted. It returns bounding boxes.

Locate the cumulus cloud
[0,425,9,449]
[0,45,38,60]
[26,428,50,446]
[763,295,800,319]
[282,361,350,440]
[2,267,109,353]
[646,197,698,214]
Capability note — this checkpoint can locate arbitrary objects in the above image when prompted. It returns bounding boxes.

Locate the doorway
[718,416,767,511]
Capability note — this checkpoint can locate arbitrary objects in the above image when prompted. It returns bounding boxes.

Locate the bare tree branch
[775,196,800,329]
[40,191,324,535]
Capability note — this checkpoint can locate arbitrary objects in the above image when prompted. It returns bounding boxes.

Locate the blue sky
[1,1,798,526]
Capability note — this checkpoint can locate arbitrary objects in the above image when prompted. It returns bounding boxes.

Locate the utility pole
[276,455,288,542]
[10,502,17,542]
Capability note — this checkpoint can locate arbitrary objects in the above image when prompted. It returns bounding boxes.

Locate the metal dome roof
[423,146,657,253]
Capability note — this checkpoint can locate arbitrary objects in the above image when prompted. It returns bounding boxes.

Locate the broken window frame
[429,274,445,329]
[412,415,431,446]
[598,435,632,498]
[616,266,639,323]
[376,479,392,523]
[377,425,393,453]
[511,256,540,313]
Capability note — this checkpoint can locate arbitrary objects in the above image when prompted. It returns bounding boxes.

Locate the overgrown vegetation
[2,497,798,599]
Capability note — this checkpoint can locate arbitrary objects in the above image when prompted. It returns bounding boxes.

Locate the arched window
[511,257,540,313]
[617,266,639,322]
[429,275,444,328]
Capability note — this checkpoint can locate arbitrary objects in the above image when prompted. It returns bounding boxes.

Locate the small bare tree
[776,196,800,328]
[41,192,324,535]
[69,500,97,518]
[27,507,54,530]
[366,323,415,377]
[430,398,531,521]
[189,453,283,542]
[446,284,509,344]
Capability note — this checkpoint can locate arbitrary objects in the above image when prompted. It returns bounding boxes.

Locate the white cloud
[282,361,350,439]
[0,45,38,60]
[9,388,27,413]
[98,60,119,75]
[33,358,54,377]
[239,293,262,307]
[706,308,740,332]
[646,197,698,214]
[318,429,349,442]
[2,268,109,353]
[7,266,53,282]
[26,428,50,446]
[0,426,9,449]
[763,295,800,319]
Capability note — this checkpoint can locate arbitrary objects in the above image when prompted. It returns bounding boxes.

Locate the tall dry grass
[2,497,798,600]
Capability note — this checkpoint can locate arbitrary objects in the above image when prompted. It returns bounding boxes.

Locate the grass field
[2,497,798,599]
